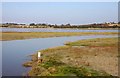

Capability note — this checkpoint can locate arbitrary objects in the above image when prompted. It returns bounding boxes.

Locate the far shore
[1,27,119,30]
[0,32,119,41]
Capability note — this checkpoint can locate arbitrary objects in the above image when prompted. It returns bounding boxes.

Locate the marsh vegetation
[1,32,118,41]
[24,37,118,76]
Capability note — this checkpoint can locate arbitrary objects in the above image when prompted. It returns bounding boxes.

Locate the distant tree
[118,21,120,24]
[41,23,47,26]
[29,23,35,26]
[20,23,25,25]
[112,22,115,24]
[66,23,71,26]
[61,24,64,26]
[36,23,42,26]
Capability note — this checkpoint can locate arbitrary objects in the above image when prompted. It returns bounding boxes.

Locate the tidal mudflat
[24,37,118,76]
[1,32,118,41]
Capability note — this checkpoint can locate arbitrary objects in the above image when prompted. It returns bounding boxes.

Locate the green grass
[28,58,110,76]
[23,61,33,67]
[65,37,118,47]
[39,58,65,69]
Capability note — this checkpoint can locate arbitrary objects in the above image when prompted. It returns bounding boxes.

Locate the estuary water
[1,28,118,32]
[2,35,117,76]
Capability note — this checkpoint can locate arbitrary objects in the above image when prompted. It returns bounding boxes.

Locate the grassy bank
[65,37,118,47]
[1,32,118,41]
[24,37,118,76]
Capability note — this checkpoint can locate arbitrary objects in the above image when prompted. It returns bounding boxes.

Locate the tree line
[1,22,120,28]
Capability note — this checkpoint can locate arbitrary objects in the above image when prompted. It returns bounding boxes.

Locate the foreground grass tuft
[27,58,110,76]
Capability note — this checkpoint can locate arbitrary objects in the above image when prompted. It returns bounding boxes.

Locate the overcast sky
[2,2,118,25]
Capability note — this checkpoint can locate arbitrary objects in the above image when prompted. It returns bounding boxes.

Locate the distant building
[108,23,120,26]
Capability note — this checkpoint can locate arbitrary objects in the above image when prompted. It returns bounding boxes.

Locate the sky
[2,2,118,25]
[1,0,120,2]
